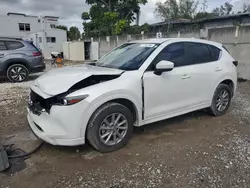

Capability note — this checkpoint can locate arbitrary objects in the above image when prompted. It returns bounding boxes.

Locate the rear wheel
[208,84,232,116]
[87,102,133,153]
[7,64,29,82]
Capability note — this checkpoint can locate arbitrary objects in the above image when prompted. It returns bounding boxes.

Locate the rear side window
[6,41,24,50]
[185,42,212,65]
[0,41,7,50]
[154,42,186,67]
[207,44,221,61]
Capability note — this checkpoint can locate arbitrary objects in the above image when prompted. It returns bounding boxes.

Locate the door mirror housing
[154,60,174,75]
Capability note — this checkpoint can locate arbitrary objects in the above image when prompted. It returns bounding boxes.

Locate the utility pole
[202,0,208,12]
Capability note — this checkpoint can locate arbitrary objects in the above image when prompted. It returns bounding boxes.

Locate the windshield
[96,43,159,70]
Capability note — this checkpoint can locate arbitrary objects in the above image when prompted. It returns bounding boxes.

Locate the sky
[0,0,249,32]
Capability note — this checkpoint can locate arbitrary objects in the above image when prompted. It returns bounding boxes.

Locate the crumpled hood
[33,65,123,96]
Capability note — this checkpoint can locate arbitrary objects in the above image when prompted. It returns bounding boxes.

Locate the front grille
[30,90,50,110]
[29,90,63,115]
[29,90,53,115]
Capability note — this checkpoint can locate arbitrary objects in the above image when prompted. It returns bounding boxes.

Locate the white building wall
[40,29,67,59]
[0,13,58,38]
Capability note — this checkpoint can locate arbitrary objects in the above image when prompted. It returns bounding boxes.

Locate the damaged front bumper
[27,97,89,146]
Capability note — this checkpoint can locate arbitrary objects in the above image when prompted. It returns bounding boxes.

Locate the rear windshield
[25,40,40,51]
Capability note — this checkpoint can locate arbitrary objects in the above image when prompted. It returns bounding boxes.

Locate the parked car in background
[27,38,238,152]
[0,37,45,82]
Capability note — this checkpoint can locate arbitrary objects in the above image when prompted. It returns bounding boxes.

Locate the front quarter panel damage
[29,74,121,114]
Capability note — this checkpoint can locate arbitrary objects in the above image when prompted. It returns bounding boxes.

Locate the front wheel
[7,64,29,82]
[208,84,232,116]
[87,102,133,153]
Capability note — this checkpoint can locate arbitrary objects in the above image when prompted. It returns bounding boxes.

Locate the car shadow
[36,110,210,156]
[134,110,209,135]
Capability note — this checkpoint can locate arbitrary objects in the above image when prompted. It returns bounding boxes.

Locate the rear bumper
[30,62,46,73]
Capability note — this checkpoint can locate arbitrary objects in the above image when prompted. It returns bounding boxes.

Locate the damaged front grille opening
[29,75,120,114]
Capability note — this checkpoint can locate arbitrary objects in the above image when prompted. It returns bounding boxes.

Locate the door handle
[215,67,222,71]
[181,74,191,79]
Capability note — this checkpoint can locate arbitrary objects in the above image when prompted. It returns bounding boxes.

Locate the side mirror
[154,60,174,75]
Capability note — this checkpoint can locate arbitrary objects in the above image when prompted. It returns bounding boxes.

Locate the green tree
[81,12,90,21]
[56,25,68,30]
[212,2,233,16]
[83,0,148,36]
[243,3,250,13]
[68,26,81,41]
[140,23,150,33]
[114,19,128,35]
[194,12,216,20]
[155,0,198,21]
[179,0,198,19]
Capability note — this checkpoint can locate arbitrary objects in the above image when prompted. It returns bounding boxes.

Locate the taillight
[32,52,42,56]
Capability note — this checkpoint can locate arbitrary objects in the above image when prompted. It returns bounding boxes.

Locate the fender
[80,91,142,137]
[3,58,31,72]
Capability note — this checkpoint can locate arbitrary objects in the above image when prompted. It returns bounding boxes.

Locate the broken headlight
[61,94,89,106]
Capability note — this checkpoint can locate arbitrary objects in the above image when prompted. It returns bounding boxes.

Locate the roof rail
[0,37,23,40]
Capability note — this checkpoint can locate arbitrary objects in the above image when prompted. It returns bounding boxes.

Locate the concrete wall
[90,26,250,79]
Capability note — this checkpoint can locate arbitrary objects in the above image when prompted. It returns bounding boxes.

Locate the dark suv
[0,37,45,82]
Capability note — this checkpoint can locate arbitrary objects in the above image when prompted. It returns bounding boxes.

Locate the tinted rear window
[6,41,24,50]
[0,41,7,50]
[207,44,221,61]
[185,42,212,65]
[24,41,40,51]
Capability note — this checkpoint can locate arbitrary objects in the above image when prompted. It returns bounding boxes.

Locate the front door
[143,42,193,121]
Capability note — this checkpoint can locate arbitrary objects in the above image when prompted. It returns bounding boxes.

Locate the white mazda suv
[27,38,238,152]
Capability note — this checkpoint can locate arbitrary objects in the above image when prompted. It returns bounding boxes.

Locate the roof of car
[130,38,222,47]
[0,37,23,41]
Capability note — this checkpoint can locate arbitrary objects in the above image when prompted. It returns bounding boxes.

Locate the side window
[6,41,24,50]
[0,41,7,50]
[153,42,186,68]
[207,44,221,61]
[185,42,211,65]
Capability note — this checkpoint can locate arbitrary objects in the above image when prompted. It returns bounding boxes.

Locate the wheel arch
[4,58,31,74]
[82,97,141,138]
[218,79,235,97]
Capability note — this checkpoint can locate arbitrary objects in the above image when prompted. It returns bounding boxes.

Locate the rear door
[0,41,9,73]
[183,42,222,106]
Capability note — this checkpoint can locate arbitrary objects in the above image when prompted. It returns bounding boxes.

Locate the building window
[46,37,56,43]
[19,23,30,31]
[50,24,56,28]
[39,37,42,43]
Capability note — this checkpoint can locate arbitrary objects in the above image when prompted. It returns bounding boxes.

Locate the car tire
[7,64,29,82]
[87,102,134,153]
[208,84,232,116]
